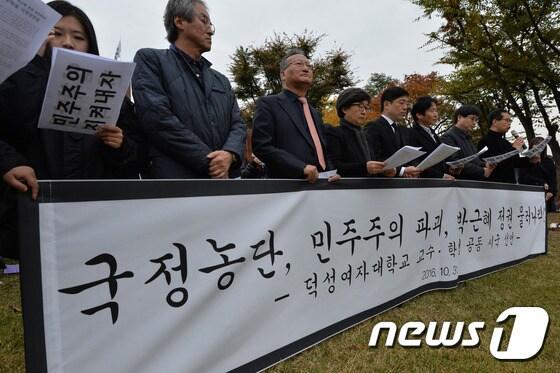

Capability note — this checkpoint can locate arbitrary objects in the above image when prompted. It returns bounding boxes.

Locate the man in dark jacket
[406,96,454,180]
[364,87,420,178]
[440,105,495,180]
[252,49,338,183]
[477,110,530,183]
[132,0,245,179]
[519,137,557,212]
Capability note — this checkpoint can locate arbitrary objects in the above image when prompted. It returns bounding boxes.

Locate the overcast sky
[63,0,453,85]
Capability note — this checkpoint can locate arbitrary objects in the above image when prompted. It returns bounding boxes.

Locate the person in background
[0,0,142,259]
[252,49,338,183]
[440,105,495,180]
[518,137,556,211]
[241,126,266,178]
[536,137,558,212]
[132,0,245,179]
[325,88,396,177]
[364,87,421,178]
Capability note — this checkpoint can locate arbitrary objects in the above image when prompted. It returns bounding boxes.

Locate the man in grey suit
[132,0,245,179]
[440,105,495,180]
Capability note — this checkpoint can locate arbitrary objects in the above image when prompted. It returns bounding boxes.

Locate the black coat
[519,163,547,186]
[0,55,143,259]
[440,126,485,180]
[252,90,333,179]
[519,157,558,212]
[406,123,445,178]
[541,156,557,195]
[477,130,530,183]
[325,119,372,177]
[364,116,403,162]
[132,47,246,179]
[541,156,558,212]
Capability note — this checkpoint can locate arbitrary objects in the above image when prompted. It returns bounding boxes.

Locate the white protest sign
[0,0,60,84]
[38,48,135,135]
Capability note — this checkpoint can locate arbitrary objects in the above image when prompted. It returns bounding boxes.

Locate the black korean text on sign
[58,253,134,324]
[145,243,189,308]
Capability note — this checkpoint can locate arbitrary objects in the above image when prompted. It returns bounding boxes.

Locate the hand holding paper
[382,146,426,171]
[318,169,339,182]
[521,136,552,158]
[96,125,123,149]
[416,143,459,171]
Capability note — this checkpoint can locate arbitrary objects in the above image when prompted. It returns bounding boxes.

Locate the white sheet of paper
[521,136,552,158]
[38,48,135,135]
[482,149,521,164]
[318,170,338,179]
[0,0,60,84]
[446,146,488,167]
[382,146,425,170]
[417,143,459,171]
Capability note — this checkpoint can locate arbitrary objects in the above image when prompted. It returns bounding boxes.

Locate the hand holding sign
[95,125,123,149]
[38,48,135,135]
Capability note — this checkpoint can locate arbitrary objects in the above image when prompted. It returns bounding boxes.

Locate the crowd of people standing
[0,0,556,260]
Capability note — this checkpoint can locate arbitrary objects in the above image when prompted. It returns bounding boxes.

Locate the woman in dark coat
[0,1,143,258]
[325,88,396,177]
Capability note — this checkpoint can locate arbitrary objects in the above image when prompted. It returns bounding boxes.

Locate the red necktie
[298,96,326,170]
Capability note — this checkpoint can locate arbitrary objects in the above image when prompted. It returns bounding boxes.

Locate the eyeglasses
[287,60,313,70]
[466,115,479,123]
[194,12,215,33]
[350,103,372,112]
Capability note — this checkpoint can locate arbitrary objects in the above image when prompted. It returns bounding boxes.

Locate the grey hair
[279,48,307,72]
[163,0,208,43]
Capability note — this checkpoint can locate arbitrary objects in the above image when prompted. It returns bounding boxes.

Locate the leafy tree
[413,0,560,168]
[321,97,339,126]
[363,73,397,97]
[229,31,355,124]
[322,72,453,132]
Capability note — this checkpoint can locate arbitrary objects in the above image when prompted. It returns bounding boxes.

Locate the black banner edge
[18,194,47,373]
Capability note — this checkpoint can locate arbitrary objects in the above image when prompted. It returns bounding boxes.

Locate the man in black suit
[477,109,530,183]
[407,96,455,179]
[364,87,420,177]
[252,49,338,182]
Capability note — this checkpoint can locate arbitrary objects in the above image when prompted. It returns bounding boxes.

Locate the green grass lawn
[2,217,559,373]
